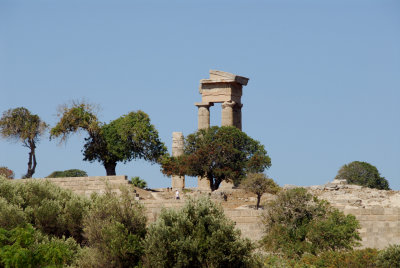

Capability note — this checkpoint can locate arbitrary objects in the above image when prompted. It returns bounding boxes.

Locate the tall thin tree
[0,107,48,178]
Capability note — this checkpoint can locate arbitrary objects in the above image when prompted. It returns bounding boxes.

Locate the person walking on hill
[175,190,180,200]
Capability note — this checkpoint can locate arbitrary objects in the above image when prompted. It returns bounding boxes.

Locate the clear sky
[1,0,399,189]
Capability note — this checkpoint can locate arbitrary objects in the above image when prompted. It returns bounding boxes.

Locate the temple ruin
[171,70,249,190]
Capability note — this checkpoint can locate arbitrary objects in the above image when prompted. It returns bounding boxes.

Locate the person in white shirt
[175,190,180,200]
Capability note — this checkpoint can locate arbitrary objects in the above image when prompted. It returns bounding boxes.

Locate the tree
[0,176,90,243]
[240,173,280,209]
[0,107,47,178]
[335,161,390,190]
[261,188,361,258]
[47,169,88,178]
[50,101,167,175]
[79,187,147,267]
[0,166,14,179]
[0,224,80,268]
[143,197,254,268]
[161,126,271,191]
[130,176,147,189]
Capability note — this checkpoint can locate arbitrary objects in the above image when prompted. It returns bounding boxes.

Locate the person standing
[175,190,180,200]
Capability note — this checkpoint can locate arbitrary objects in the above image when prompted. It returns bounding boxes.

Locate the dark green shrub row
[46,169,88,178]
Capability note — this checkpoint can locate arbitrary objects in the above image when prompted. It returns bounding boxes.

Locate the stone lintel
[208,70,249,86]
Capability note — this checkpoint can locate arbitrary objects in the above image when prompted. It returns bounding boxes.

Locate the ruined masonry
[171,70,249,191]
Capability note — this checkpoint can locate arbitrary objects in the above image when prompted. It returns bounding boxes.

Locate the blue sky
[1,0,399,189]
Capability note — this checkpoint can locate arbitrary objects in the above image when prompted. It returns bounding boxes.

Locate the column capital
[222,100,236,109]
[195,102,214,108]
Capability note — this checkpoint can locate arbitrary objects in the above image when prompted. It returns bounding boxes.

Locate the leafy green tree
[143,197,254,268]
[50,101,167,175]
[335,161,390,190]
[0,166,14,179]
[0,107,48,178]
[131,176,147,189]
[161,126,271,191]
[47,169,88,178]
[261,188,361,258]
[79,187,147,267]
[240,173,280,209]
[0,224,80,267]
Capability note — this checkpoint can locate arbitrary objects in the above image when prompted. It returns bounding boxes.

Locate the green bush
[143,196,254,268]
[0,167,14,179]
[47,169,88,178]
[335,161,390,190]
[376,244,400,268]
[261,188,361,258]
[0,177,90,242]
[78,186,147,267]
[131,176,147,189]
[300,248,379,268]
[0,224,80,267]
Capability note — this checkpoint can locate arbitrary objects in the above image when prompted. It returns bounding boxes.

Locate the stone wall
[16,176,130,197]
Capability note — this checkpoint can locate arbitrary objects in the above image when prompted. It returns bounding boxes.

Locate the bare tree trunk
[256,194,261,209]
[25,141,36,178]
[104,162,117,176]
[209,177,222,191]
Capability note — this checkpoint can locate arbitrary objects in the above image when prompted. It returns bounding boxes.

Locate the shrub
[240,173,280,209]
[376,244,400,268]
[79,186,147,267]
[0,177,90,242]
[335,161,390,190]
[0,167,14,179]
[300,248,379,268]
[143,196,254,268]
[131,176,147,189]
[0,224,80,267]
[47,169,88,178]
[261,188,361,258]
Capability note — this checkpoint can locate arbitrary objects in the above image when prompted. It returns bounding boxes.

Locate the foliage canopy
[0,107,47,178]
[50,101,167,175]
[162,126,271,191]
[0,167,14,179]
[335,161,390,190]
[240,173,280,209]
[78,187,147,267]
[261,188,361,258]
[130,176,147,189]
[143,197,254,268]
[0,176,90,243]
[46,169,88,178]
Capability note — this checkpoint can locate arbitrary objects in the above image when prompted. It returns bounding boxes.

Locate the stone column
[171,132,185,190]
[233,103,243,130]
[195,102,213,129]
[221,100,236,127]
[195,103,213,191]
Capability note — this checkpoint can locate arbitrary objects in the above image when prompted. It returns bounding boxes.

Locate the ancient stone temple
[172,70,249,190]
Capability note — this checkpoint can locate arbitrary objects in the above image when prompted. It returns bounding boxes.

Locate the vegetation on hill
[50,101,167,176]
[161,126,271,191]
[261,188,361,258]
[131,176,147,189]
[240,173,280,209]
[0,107,48,178]
[0,175,399,267]
[335,161,390,190]
[47,169,88,178]
[143,196,255,267]
[0,167,14,179]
